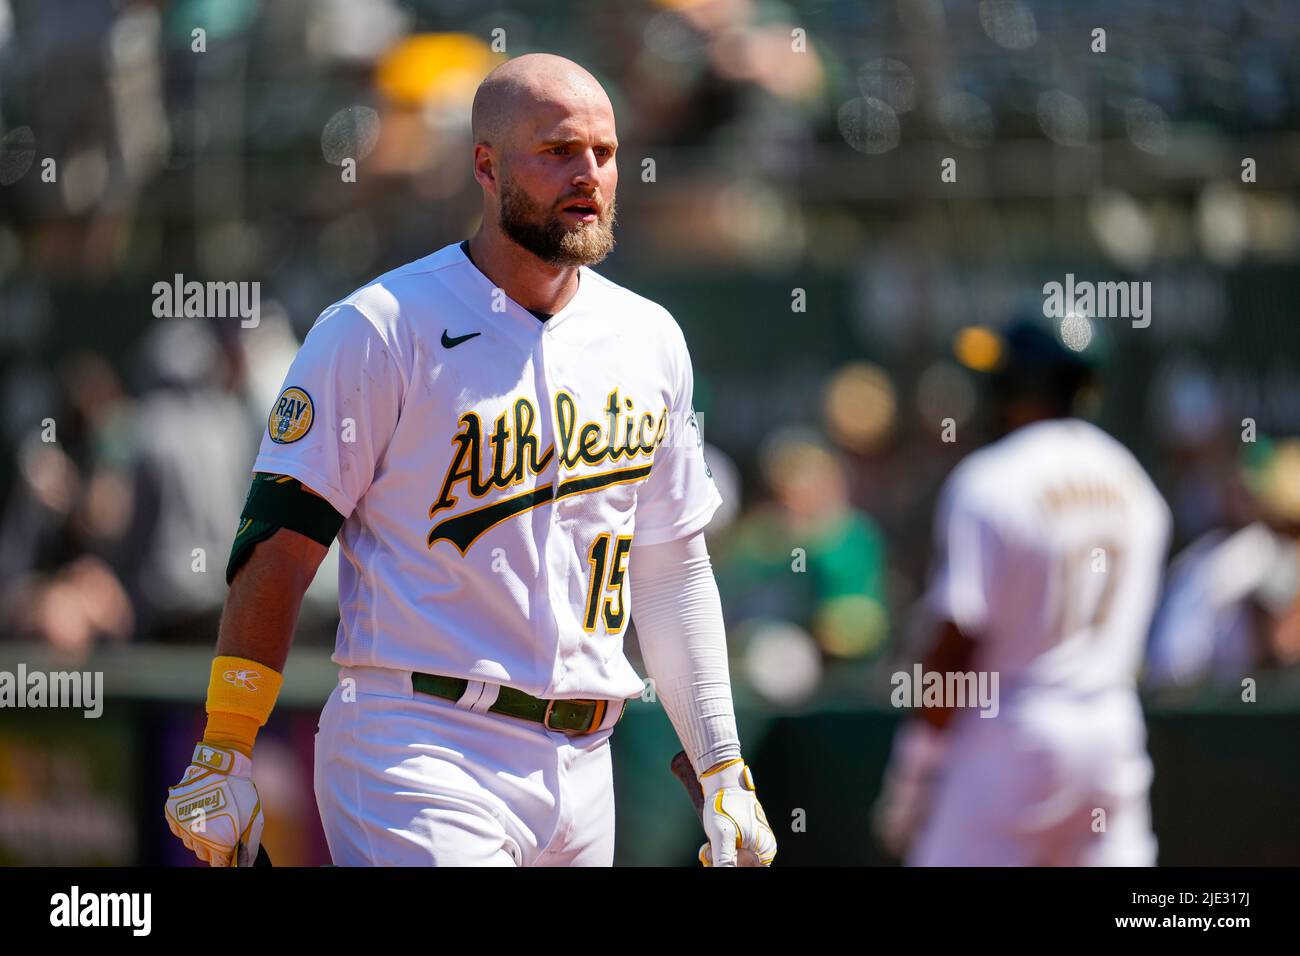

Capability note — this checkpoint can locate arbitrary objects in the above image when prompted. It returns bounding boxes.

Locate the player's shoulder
[325,244,466,338]
[939,444,1007,517]
[580,268,687,344]
[984,418,1125,469]
[1046,420,1167,509]
[943,423,1048,492]
[940,420,1090,514]
[955,419,1167,522]
[297,245,473,365]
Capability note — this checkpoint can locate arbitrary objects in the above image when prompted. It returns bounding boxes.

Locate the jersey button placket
[534,337,572,686]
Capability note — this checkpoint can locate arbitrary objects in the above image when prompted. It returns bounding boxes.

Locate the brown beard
[498,175,617,267]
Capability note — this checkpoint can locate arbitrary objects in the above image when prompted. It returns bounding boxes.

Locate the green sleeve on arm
[225,473,345,584]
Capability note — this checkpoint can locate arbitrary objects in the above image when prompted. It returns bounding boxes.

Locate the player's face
[498,99,618,267]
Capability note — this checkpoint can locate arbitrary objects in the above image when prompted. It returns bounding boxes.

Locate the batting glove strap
[190,742,253,777]
[698,756,751,795]
[165,743,264,867]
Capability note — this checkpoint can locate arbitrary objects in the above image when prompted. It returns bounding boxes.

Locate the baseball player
[164,54,776,867]
[874,320,1170,866]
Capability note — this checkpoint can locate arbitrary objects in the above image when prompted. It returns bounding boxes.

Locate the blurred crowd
[1,0,1298,702]
[0,313,344,656]
[693,336,1300,705]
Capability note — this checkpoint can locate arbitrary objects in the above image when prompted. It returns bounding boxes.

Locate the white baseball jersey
[926,418,1171,699]
[253,242,721,700]
[911,418,1168,865]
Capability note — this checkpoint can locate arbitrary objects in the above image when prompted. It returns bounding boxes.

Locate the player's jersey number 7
[1053,539,1124,642]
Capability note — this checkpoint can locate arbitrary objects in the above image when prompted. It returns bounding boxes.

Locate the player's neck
[1000,401,1072,436]
[466,229,581,315]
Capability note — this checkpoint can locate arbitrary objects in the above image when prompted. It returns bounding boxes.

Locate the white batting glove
[872,719,949,859]
[164,743,264,867]
[697,759,777,867]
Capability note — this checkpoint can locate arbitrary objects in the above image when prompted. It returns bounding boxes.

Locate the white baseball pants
[909,691,1158,866]
[314,665,620,866]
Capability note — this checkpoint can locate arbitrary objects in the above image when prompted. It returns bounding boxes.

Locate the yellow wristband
[203,712,261,758]
[203,656,284,757]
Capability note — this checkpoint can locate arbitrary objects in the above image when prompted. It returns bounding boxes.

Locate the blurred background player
[1144,436,1300,689]
[874,318,1172,866]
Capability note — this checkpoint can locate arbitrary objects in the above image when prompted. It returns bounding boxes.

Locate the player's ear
[472,144,498,191]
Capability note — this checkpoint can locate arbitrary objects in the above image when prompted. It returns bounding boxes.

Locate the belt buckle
[543,698,597,735]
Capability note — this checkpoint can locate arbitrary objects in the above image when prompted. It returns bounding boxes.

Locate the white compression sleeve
[629,530,742,773]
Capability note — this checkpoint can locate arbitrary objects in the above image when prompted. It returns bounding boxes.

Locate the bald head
[472,54,613,150]
[469,54,619,268]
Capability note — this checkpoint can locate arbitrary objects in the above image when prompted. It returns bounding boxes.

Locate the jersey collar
[456,240,588,337]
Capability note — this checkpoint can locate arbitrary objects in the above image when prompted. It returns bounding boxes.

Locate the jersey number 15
[584,533,633,634]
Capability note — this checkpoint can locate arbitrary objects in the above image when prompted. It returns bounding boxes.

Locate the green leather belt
[412,672,623,735]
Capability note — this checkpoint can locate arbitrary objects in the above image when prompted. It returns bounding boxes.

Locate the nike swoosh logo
[441,330,482,349]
